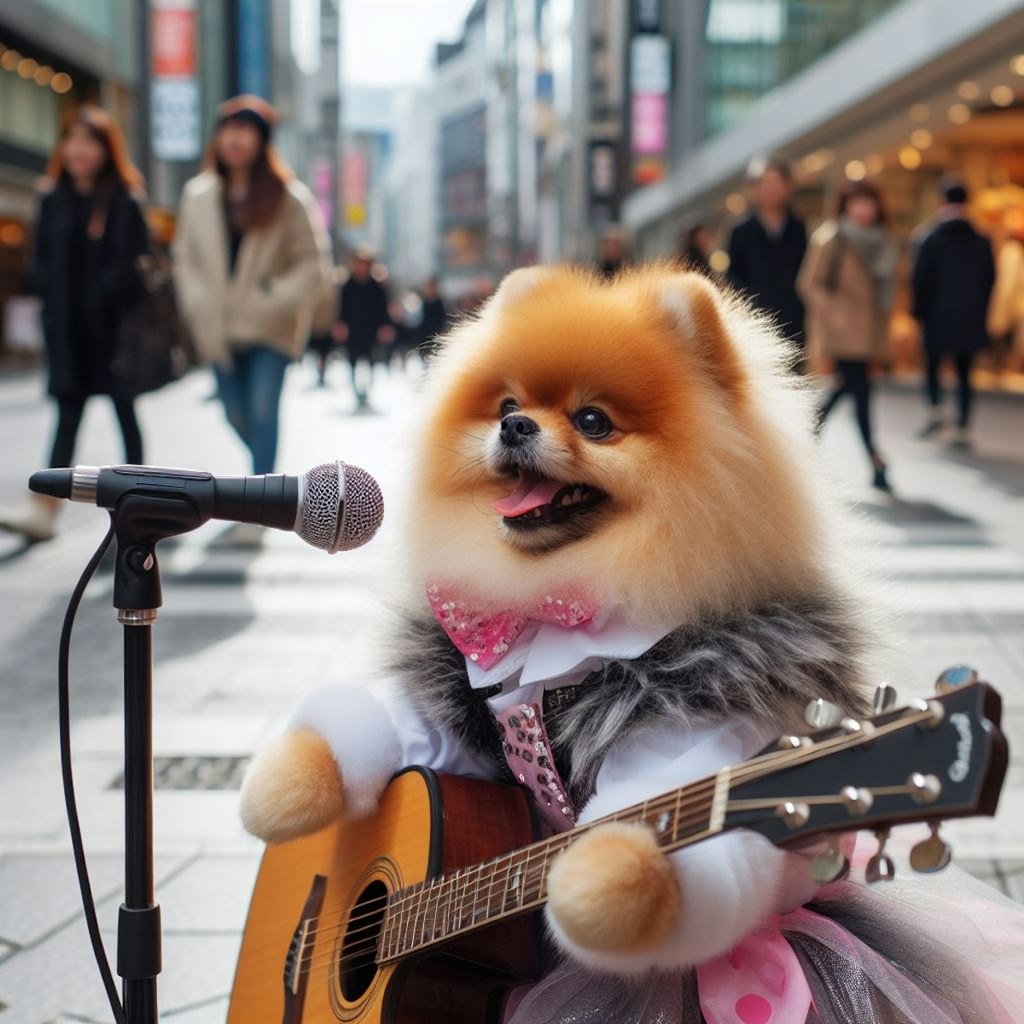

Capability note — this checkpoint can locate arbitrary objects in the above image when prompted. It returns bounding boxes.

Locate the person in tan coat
[799,180,897,490]
[172,96,329,474]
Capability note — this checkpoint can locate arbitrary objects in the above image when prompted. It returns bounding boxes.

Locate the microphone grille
[299,461,384,553]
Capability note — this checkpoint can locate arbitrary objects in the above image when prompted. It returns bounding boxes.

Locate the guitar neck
[377,770,726,962]
[377,692,982,963]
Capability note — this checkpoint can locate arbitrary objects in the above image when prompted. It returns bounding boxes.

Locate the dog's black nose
[500,414,540,447]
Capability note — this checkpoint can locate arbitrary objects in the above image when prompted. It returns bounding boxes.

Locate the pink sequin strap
[427,584,597,670]
[697,924,813,1024]
[492,701,576,833]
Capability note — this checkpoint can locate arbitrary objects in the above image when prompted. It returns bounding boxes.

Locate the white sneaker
[0,499,57,542]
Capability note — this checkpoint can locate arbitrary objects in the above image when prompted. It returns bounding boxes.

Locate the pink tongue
[493,475,563,518]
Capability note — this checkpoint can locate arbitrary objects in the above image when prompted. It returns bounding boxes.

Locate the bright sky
[342,0,475,86]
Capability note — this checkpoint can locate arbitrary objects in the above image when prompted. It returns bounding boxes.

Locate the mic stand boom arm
[111,492,209,1024]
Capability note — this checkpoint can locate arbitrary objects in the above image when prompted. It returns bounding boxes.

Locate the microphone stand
[110,492,208,1024]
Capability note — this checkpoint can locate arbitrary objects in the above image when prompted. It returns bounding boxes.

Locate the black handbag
[111,249,196,398]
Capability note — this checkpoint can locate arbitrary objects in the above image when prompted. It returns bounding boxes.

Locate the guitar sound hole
[339,879,387,1000]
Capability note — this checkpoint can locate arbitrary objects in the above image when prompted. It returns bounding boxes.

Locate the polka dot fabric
[492,701,576,833]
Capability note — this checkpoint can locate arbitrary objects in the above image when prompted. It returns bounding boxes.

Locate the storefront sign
[630,33,670,184]
[151,0,200,161]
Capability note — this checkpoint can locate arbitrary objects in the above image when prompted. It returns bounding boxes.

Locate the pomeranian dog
[240,264,876,996]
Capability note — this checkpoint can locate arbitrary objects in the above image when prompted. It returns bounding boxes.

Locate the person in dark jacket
[334,248,394,409]
[416,277,448,361]
[911,177,996,446]
[0,106,148,542]
[727,153,807,355]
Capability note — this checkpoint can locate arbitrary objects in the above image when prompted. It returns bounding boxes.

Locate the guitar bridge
[283,875,327,1013]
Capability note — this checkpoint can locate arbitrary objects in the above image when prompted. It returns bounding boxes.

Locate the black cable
[59,515,126,1024]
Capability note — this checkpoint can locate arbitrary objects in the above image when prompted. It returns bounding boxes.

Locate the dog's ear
[486,266,555,313]
[658,273,746,398]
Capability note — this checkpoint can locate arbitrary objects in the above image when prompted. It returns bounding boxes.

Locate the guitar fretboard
[376,773,726,960]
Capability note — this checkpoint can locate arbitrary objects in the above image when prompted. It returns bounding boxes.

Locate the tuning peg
[935,665,979,694]
[909,823,952,873]
[805,698,845,730]
[810,837,850,884]
[872,682,898,714]
[865,828,895,884]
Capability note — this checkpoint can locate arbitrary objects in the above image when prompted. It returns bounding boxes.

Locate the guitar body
[228,768,541,1024]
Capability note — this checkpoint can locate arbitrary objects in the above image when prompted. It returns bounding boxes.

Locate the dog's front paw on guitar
[240,728,345,843]
[547,823,682,955]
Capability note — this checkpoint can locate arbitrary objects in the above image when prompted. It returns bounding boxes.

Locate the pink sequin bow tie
[427,584,599,670]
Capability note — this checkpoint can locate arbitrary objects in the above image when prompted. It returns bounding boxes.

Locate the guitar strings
[269,715,884,977]
[293,719,854,949]
[293,724,878,980]
[294,794,725,979]
[269,735,811,946]
[254,779,723,972]
[269,708,933,982]
[272,736,807,949]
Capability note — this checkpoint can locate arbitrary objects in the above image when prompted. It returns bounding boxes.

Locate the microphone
[28,461,384,553]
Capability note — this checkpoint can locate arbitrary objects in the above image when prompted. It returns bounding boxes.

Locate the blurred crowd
[599,152,1018,493]
[1,95,1021,544]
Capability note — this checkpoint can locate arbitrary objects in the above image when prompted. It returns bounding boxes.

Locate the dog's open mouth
[492,474,608,530]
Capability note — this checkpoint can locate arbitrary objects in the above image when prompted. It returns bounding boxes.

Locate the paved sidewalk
[0,363,1021,1022]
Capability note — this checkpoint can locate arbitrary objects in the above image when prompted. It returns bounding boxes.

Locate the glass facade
[704,0,903,137]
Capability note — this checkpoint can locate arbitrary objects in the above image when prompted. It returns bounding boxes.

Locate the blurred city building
[624,0,1024,254]
[0,0,144,356]
[341,84,398,262]
[0,0,341,356]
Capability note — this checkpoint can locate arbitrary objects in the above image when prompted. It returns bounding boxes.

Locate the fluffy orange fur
[403,264,837,629]
[239,728,344,843]
[546,822,682,954]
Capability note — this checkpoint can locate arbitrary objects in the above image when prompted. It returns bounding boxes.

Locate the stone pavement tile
[0,854,123,949]
[158,856,262,934]
[147,932,243,1019]
[70,715,270,759]
[0,757,119,848]
[0,853,189,950]
[1000,860,1024,902]
[161,995,230,1023]
[0,917,123,1024]
[945,782,1024,859]
[957,859,1008,896]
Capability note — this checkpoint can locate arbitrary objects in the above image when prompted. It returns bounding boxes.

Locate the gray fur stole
[391,590,871,806]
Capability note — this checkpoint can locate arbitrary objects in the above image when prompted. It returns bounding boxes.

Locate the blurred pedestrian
[676,212,714,276]
[417,277,448,361]
[172,95,330,475]
[0,106,148,542]
[988,211,1024,375]
[911,176,995,447]
[727,153,807,354]
[335,248,393,410]
[799,181,897,491]
[308,268,341,387]
[597,224,630,279]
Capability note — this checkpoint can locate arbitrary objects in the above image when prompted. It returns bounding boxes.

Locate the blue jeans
[214,345,291,474]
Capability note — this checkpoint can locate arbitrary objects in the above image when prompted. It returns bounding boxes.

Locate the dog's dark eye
[574,407,613,439]
[499,397,519,418]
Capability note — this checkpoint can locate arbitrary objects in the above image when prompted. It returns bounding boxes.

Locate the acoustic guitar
[228,680,1007,1023]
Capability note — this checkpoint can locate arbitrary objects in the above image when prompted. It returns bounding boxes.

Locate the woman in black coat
[1,107,148,542]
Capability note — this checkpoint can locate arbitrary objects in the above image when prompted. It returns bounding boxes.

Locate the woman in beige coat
[799,180,897,490]
[173,96,329,474]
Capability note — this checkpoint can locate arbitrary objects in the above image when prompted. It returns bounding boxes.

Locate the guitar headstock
[726,678,1008,881]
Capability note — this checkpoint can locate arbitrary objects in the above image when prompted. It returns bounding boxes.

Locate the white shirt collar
[464,609,674,691]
